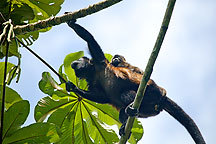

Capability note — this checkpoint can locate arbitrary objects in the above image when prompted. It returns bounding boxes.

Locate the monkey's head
[71,57,95,80]
[111,54,126,67]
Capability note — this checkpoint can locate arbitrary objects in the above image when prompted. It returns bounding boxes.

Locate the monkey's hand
[125,103,139,117]
[66,81,78,92]
[66,18,77,27]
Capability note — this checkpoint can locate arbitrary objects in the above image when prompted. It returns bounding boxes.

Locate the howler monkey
[65,19,205,144]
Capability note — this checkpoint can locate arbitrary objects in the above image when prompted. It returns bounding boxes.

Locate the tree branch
[13,0,122,35]
[119,0,176,143]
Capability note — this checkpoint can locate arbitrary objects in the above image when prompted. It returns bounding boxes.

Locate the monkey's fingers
[66,18,77,26]
[66,81,77,92]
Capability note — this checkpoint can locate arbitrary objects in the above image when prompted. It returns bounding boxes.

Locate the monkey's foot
[119,124,131,138]
[125,104,139,117]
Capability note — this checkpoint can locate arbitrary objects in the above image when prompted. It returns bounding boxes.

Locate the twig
[119,0,176,143]
[13,0,122,35]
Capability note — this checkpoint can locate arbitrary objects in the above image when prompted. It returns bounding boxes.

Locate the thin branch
[13,0,122,35]
[0,2,12,143]
[119,0,176,143]
[0,41,9,144]
[16,38,67,83]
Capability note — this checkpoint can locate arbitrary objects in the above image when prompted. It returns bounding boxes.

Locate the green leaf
[128,119,144,144]
[0,40,21,59]
[57,103,79,144]
[39,72,63,96]
[29,0,64,17]
[84,100,120,126]
[82,102,119,144]
[3,100,29,139]
[34,96,77,122]
[104,53,113,62]
[0,85,22,110]
[3,122,60,144]
[47,101,78,128]
[58,64,68,84]
[73,103,94,144]
[0,62,16,85]
[0,1,34,25]
[63,51,84,82]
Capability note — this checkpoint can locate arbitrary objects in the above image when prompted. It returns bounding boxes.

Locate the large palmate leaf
[2,100,29,138]
[36,52,144,143]
[3,122,60,144]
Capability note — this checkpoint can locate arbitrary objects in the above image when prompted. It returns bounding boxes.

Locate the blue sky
[5,0,216,143]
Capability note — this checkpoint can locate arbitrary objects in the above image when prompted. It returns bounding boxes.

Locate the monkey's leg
[119,90,139,137]
[120,90,139,117]
[119,108,132,138]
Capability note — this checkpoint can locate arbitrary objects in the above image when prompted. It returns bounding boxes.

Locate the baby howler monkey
[111,54,144,74]
[65,19,205,144]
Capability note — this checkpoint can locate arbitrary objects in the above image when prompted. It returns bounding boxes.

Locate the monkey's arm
[66,81,110,104]
[162,97,206,144]
[67,20,106,63]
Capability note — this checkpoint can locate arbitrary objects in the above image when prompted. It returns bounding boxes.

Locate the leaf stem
[119,0,176,143]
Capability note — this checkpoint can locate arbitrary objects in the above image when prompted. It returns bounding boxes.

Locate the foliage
[1,100,60,144]
[0,0,64,58]
[1,1,144,143]
[34,52,144,143]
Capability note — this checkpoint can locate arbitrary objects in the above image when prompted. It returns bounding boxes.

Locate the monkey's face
[71,57,95,79]
[111,54,126,67]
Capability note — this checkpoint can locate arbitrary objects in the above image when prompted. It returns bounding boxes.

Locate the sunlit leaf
[3,100,29,138]
[128,119,144,144]
[58,103,78,144]
[82,102,119,143]
[3,122,60,144]
[28,0,64,17]
[39,72,63,96]
[105,53,113,62]
[0,62,16,85]
[48,100,78,128]
[63,51,84,83]
[0,85,22,109]
[58,64,68,84]
[84,100,120,126]
[34,96,77,122]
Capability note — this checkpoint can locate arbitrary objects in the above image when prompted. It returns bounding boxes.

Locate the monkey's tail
[162,96,206,144]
